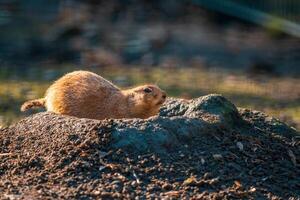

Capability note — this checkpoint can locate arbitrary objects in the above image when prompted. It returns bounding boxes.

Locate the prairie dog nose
[162,92,167,99]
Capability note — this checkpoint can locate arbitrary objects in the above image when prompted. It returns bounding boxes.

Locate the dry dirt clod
[287,149,297,166]
[213,154,223,161]
[182,176,199,186]
[236,142,244,151]
[162,183,172,191]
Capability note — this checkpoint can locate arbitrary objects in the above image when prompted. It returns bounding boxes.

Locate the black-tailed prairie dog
[21,70,167,119]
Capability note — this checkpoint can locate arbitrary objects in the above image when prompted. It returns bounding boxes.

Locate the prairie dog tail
[21,98,46,112]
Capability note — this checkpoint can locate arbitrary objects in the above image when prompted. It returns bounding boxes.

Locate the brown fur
[21,70,166,119]
[20,98,45,112]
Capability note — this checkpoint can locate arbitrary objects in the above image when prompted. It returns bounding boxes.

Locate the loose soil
[0,97,299,199]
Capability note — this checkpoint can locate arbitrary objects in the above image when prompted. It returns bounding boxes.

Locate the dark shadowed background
[0,0,299,128]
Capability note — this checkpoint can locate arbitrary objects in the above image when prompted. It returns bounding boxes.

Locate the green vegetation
[0,66,299,129]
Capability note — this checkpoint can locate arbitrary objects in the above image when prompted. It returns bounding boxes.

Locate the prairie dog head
[133,84,166,106]
[124,84,167,118]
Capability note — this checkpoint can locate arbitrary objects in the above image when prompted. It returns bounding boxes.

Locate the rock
[160,94,240,126]
[162,183,172,191]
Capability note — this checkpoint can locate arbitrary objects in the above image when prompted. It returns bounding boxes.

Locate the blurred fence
[193,0,300,37]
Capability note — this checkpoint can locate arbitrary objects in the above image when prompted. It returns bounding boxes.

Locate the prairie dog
[21,70,167,119]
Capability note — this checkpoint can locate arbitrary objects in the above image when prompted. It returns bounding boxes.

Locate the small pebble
[162,183,172,191]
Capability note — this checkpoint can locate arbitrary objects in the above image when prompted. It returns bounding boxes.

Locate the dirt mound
[0,94,299,199]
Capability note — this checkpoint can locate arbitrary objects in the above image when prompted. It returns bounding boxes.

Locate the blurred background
[0,0,299,129]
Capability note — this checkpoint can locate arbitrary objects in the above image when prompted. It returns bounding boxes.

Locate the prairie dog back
[45,71,121,118]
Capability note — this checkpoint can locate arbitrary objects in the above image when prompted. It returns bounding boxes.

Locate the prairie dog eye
[143,87,152,93]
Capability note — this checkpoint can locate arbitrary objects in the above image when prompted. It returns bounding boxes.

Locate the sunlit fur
[122,85,167,118]
[21,70,166,119]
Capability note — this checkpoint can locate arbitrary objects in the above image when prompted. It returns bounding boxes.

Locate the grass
[0,65,299,129]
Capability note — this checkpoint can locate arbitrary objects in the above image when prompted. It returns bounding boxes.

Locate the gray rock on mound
[113,94,241,153]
